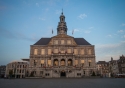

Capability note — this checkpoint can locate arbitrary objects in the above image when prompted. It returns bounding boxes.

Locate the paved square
[0,78,125,88]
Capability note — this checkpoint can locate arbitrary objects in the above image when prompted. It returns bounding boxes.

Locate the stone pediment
[48,34,77,46]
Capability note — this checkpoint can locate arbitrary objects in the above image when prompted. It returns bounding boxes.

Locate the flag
[72,29,74,35]
[52,29,53,34]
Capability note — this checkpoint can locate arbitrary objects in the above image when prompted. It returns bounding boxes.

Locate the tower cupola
[57,10,68,35]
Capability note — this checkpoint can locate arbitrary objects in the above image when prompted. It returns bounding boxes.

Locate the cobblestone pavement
[0,78,125,88]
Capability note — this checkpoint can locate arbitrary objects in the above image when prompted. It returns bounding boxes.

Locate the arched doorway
[60,70,66,77]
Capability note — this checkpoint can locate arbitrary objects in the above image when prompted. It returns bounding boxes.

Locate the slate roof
[97,61,109,64]
[34,38,91,45]
[34,38,51,45]
[74,38,91,45]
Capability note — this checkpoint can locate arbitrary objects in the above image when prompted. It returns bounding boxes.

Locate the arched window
[54,59,58,66]
[62,18,63,21]
[61,59,65,66]
[68,59,72,66]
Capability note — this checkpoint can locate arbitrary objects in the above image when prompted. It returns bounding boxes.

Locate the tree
[91,71,96,76]
[30,71,34,77]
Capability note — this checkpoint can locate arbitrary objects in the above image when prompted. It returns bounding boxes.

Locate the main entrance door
[60,71,66,77]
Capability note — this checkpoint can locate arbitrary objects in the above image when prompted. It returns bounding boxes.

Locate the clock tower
[57,11,68,35]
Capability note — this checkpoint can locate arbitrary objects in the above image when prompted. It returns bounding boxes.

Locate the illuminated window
[68,59,72,66]
[34,49,38,55]
[48,60,51,66]
[41,49,45,55]
[54,49,58,53]
[88,60,92,62]
[41,60,44,64]
[75,60,78,65]
[54,59,58,66]
[81,49,84,55]
[61,59,65,66]
[67,49,71,53]
[88,49,92,55]
[61,50,65,53]
[61,40,64,44]
[67,40,71,44]
[74,49,78,55]
[48,49,51,55]
[81,60,84,64]
[81,60,84,66]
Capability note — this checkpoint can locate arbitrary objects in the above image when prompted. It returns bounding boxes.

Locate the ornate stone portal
[29,11,96,78]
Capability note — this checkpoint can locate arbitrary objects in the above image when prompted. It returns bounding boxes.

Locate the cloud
[124,35,125,38]
[55,10,61,14]
[95,41,125,61]
[84,30,91,33]
[74,29,80,32]
[39,17,45,21]
[0,28,37,42]
[36,3,39,7]
[78,14,87,19]
[89,27,94,29]
[107,34,112,38]
[121,23,125,26]
[118,30,124,33]
[45,8,49,12]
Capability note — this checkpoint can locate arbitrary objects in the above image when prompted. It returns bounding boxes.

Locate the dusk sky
[0,0,125,65]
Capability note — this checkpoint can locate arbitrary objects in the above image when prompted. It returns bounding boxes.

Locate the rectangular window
[34,49,38,55]
[81,60,84,66]
[88,49,92,55]
[41,60,44,64]
[81,49,84,55]
[77,73,81,76]
[67,40,71,44]
[34,60,37,66]
[88,60,91,67]
[41,49,45,55]
[48,60,51,66]
[61,40,64,44]
[67,49,71,53]
[45,73,49,76]
[74,49,78,55]
[40,71,43,74]
[54,49,58,53]
[54,40,58,44]
[75,60,78,65]
[61,50,65,53]
[48,49,51,55]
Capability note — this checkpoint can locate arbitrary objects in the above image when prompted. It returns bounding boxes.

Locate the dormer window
[67,40,71,44]
[54,40,58,44]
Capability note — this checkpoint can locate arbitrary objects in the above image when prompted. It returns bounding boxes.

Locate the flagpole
[52,29,53,37]
[72,29,74,36]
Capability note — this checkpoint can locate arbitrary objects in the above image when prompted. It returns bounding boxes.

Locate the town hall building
[28,11,96,78]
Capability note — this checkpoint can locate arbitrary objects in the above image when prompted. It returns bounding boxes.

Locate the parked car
[115,74,125,78]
